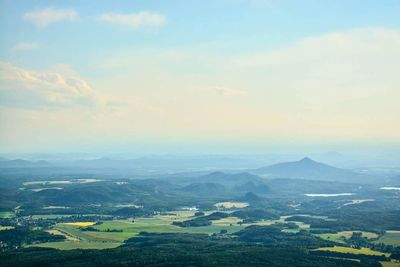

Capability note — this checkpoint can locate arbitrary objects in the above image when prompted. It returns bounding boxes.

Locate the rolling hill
[252,157,375,183]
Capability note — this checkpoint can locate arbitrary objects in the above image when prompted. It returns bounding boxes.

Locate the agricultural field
[0,226,14,231]
[380,260,400,267]
[317,231,379,244]
[29,241,121,250]
[29,210,247,250]
[0,211,14,218]
[375,231,400,246]
[65,222,96,227]
[315,246,390,257]
[46,229,79,241]
[28,211,339,250]
[214,202,249,209]
[30,214,110,219]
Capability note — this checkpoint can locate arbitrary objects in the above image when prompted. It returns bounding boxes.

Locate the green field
[30,214,113,219]
[375,231,400,246]
[315,246,390,257]
[29,241,121,250]
[317,231,379,244]
[381,261,400,267]
[29,211,247,250]
[0,226,15,231]
[29,212,351,250]
[0,211,14,218]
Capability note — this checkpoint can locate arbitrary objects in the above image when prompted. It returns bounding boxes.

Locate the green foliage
[0,233,365,267]
[231,208,279,221]
[0,227,65,251]
[235,225,336,249]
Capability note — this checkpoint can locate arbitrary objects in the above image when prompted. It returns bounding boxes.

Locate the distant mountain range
[0,159,50,168]
[178,172,271,196]
[251,157,375,183]
[0,156,382,184]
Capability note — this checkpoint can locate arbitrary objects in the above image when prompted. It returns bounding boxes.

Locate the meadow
[31,210,248,250]
[316,246,390,257]
[380,260,400,267]
[376,231,400,246]
[0,211,15,218]
[29,211,328,250]
[317,231,379,244]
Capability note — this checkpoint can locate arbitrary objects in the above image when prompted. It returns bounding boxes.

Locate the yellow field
[381,261,400,267]
[64,222,96,227]
[316,246,390,257]
[47,229,80,241]
[0,226,14,231]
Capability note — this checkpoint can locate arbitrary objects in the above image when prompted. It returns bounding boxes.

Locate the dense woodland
[0,233,382,267]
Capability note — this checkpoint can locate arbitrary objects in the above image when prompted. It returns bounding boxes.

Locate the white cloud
[97,11,165,30]
[23,8,78,27]
[210,86,246,96]
[11,42,40,51]
[0,62,118,110]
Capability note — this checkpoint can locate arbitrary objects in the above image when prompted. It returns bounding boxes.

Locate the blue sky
[2,0,399,70]
[0,0,400,153]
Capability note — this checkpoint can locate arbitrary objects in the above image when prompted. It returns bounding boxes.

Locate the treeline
[173,208,279,228]
[285,211,400,232]
[310,250,387,262]
[80,226,122,233]
[0,227,65,251]
[0,233,369,267]
[235,225,336,249]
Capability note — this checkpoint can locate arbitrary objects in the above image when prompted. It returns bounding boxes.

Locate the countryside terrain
[0,156,400,266]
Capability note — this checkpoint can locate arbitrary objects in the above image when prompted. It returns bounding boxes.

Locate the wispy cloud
[0,62,119,110]
[23,8,78,27]
[97,11,166,30]
[11,42,40,51]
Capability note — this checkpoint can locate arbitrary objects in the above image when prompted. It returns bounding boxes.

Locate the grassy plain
[29,210,246,250]
[0,211,14,218]
[0,226,14,230]
[375,231,400,246]
[380,261,400,267]
[317,231,379,244]
[29,241,121,250]
[65,222,96,227]
[316,246,390,257]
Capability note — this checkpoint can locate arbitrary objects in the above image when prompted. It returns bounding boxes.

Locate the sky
[0,0,400,154]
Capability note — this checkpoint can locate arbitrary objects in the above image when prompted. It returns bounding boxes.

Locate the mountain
[233,181,270,194]
[252,157,374,183]
[193,172,265,187]
[181,183,227,196]
[242,192,263,202]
